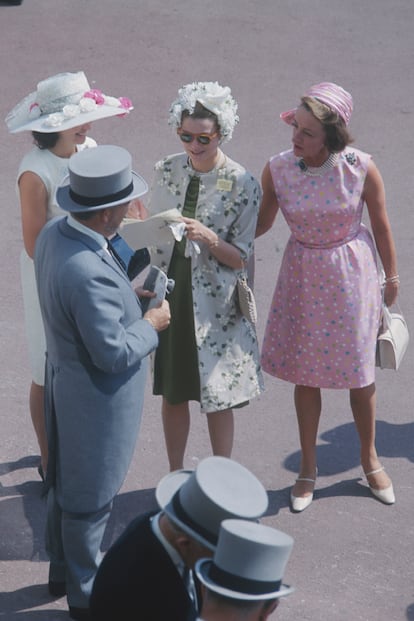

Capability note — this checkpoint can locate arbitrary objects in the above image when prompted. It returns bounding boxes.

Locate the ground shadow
[102,487,158,550]
[0,611,67,620]
[263,419,413,515]
[0,478,158,616]
[284,419,414,477]
[0,458,48,562]
[0,584,66,617]
[265,476,370,517]
[0,471,157,563]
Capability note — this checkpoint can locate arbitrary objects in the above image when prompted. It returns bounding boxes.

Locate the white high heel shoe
[290,473,317,513]
[365,466,395,505]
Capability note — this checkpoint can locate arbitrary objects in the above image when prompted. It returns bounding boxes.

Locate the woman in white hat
[5,71,132,481]
[147,81,264,471]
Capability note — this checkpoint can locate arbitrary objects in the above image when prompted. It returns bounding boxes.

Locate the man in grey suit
[34,145,170,620]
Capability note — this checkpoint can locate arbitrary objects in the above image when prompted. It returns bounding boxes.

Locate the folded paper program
[120,208,183,249]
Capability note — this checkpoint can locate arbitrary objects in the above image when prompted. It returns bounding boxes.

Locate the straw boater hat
[195,519,295,600]
[56,145,148,213]
[155,456,268,551]
[5,71,133,134]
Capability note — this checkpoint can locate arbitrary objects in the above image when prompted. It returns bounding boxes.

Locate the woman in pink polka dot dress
[256,83,399,512]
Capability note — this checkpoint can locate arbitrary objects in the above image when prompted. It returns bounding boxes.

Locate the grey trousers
[46,487,112,608]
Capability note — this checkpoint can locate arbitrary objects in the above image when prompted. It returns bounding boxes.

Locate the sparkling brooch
[345,152,357,166]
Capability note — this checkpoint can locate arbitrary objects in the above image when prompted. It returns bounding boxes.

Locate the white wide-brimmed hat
[56,145,148,213]
[5,71,133,134]
[155,456,268,551]
[195,519,295,600]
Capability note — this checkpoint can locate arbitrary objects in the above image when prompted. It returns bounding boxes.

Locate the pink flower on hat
[119,97,133,111]
[84,89,105,105]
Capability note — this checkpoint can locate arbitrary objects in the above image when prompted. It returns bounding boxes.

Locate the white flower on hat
[62,104,80,119]
[79,97,97,113]
[104,95,123,107]
[44,113,66,128]
[168,81,239,143]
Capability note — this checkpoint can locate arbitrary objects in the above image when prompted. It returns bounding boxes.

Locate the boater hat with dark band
[155,456,268,551]
[195,519,295,600]
[56,145,148,213]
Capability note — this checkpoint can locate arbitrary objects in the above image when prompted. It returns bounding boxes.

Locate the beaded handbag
[237,277,257,325]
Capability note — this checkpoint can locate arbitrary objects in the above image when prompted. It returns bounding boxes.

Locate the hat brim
[195,559,295,601]
[280,109,296,126]
[56,169,148,213]
[155,470,193,509]
[9,105,132,134]
[156,470,216,551]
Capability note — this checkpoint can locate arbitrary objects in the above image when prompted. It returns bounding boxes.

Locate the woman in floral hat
[256,82,399,511]
[148,81,264,470]
[5,71,132,481]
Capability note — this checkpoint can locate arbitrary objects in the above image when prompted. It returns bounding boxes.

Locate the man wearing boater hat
[195,519,294,620]
[90,455,268,621]
[34,145,170,620]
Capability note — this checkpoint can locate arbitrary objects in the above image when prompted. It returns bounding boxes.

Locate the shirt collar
[67,214,107,249]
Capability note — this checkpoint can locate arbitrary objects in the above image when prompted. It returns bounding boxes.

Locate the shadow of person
[0,486,159,617]
[0,450,160,562]
[0,584,66,616]
[0,611,67,620]
[102,487,158,551]
[264,486,291,516]
[0,479,47,562]
[264,477,370,517]
[407,603,414,621]
[0,455,40,477]
[283,419,414,478]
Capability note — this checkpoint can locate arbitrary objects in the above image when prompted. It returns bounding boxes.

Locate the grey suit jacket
[34,217,158,513]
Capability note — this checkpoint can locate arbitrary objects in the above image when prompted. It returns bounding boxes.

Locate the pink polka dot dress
[261,147,382,389]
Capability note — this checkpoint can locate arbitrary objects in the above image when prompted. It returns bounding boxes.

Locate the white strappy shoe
[365,466,395,505]
[290,472,317,513]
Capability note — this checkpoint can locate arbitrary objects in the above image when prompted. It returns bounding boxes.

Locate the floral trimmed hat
[168,81,239,143]
[5,71,133,134]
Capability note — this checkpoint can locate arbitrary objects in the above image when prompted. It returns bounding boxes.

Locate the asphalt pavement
[0,1,413,619]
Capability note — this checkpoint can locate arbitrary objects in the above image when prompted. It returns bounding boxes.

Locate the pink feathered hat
[280,82,353,126]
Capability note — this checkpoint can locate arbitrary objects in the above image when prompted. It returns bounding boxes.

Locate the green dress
[153,176,201,403]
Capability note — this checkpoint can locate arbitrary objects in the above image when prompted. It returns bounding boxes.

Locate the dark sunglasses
[177,129,219,145]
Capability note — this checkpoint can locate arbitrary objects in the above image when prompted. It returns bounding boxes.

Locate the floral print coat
[148,153,264,412]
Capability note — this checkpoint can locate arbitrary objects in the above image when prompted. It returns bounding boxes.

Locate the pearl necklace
[297,152,339,176]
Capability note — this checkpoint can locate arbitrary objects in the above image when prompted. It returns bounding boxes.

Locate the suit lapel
[58,218,131,284]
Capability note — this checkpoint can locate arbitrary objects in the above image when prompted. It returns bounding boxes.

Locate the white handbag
[376,303,409,370]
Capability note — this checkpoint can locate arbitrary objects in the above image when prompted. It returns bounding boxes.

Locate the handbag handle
[381,300,407,333]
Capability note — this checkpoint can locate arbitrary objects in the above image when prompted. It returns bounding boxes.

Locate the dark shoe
[69,606,91,620]
[48,580,66,597]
